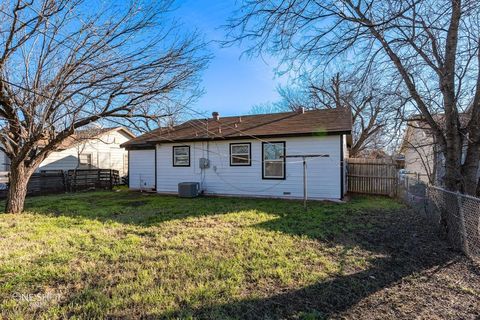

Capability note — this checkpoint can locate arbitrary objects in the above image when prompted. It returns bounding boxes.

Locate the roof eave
[122,129,352,149]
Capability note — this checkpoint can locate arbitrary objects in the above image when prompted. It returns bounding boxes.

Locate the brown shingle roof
[122,108,352,148]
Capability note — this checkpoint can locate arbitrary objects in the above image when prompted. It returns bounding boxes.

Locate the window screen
[173,146,190,166]
[230,143,251,166]
[262,142,285,179]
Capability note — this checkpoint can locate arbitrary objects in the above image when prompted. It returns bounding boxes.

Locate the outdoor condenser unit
[178,182,200,198]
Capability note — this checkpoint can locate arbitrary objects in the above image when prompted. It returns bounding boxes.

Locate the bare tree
[227,0,480,195]
[248,101,287,115]
[275,72,404,157]
[0,0,209,213]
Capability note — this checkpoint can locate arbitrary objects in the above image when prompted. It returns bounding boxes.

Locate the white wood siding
[342,135,348,195]
[0,149,9,171]
[129,149,156,190]
[39,130,131,176]
[403,127,436,183]
[154,136,342,200]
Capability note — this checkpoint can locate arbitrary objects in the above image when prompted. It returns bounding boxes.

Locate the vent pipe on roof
[297,107,305,114]
[212,111,220,121]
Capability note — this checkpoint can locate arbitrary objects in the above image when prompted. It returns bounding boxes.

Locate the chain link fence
[399,174,480,260]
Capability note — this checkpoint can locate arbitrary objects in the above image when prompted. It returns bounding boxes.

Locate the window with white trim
[262,142,285,179]
[173,146,190,166]
[230,143,251,166]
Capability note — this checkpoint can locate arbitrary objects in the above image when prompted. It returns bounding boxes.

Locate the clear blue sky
[173,0,289,117]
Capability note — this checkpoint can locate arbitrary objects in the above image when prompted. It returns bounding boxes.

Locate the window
[262,142,285,179]
[230,143,251,166]
[173,146,190,167]
[79,153,93,168]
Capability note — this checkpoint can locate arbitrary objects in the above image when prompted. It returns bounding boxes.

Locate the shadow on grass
[161,257,459,319]
[157,205,460,319]
[8,190,465,318]
[18,190,418,256]
[17,189,393,231]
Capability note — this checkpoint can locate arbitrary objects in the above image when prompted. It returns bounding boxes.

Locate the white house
[122,108,352,201]
[0,127,135,177]
[399,120,438,183]
[400,114,480,185]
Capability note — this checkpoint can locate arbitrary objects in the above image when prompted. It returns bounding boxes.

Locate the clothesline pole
[303,157,307,210]
[282,154,330,210]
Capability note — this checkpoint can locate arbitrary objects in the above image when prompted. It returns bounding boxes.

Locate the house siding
[154,135,343,200]
[342,135,348,196]
[39,130,132,176]
[403,126,437,183]
[129,149,156,190]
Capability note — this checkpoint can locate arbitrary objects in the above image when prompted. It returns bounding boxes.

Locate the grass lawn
[0,190,478,319]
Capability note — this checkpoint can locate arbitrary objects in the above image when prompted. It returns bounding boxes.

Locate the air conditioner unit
[178,182,200,198]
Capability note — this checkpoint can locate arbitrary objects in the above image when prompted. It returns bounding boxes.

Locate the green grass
[0,190,402,319]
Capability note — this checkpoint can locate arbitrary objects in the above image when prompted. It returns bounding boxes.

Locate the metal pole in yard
[303,156,307,210]
[282,154,329,211]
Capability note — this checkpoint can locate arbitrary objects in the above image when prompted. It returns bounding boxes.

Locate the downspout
[154,144,157,191]
[127,149,130,189]
[340,134,344,200]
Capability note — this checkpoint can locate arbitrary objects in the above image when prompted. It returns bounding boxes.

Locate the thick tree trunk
[442,139,463,192]
[462,144,480,195]
[5,163,33,214]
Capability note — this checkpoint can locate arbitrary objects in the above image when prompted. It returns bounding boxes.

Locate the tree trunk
[5,163,33,214]
[462,144,480,195]
[443,141,462,192]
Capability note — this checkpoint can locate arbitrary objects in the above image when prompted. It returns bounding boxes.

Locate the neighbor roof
[399,112,471,153]
[122,108,352,148]
[56,127,135,150]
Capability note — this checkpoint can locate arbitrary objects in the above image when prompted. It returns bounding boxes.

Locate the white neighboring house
[122,109,352,201]
[400,114,480,185]
[0,127,135,176]
[400,120,439,183]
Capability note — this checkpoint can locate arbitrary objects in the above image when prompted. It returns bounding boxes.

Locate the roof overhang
[123,130,351,150]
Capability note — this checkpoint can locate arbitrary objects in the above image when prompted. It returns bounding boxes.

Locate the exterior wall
[154,135,343,200]
[342,135,348,196]
[129,149,156,190]
[403,126,480,185]
[403,127,436,183]
[39,130,131,176]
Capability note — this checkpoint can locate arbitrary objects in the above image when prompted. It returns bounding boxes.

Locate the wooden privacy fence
[0,169,120,198]
[347,158,398,196]
[28,170,66,195]
[67,169,120,192]
[0,171,9,198]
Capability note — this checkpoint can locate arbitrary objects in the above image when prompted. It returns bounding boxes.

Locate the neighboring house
[122,108,352,201]
[400,120,439,183]
[0,127,135,177]
[400,114,479,185]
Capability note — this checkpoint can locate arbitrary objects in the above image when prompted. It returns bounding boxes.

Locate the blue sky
[173,0,289,116]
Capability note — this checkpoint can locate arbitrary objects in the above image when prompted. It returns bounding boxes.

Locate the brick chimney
[212,111,220,121]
